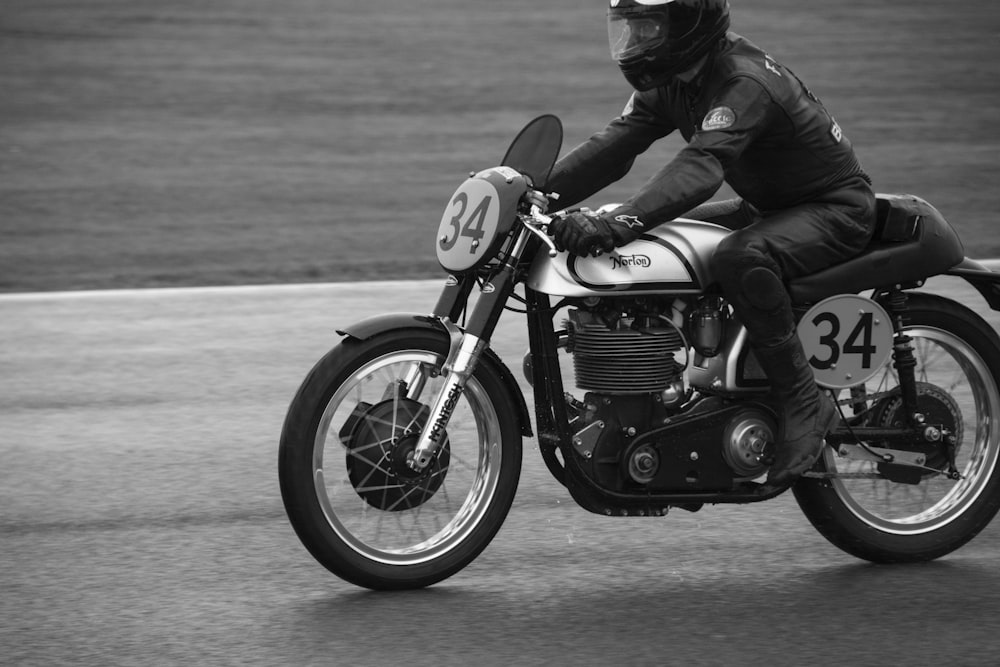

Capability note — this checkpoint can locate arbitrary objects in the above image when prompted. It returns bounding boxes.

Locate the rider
[537,0,877,490]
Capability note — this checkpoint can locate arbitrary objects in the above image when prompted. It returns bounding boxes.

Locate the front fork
[409,319,486,469]
[407,228,533,471]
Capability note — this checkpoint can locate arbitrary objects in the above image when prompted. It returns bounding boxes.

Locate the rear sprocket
[868,381,961,478]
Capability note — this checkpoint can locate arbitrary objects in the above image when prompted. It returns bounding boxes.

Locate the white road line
[1,258,999,301]
[0,279,444,301]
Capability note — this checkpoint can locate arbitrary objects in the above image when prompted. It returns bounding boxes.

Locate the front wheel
[794,293,1000,562]
[279,328,522,589]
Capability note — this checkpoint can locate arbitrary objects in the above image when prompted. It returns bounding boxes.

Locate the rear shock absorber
[883,288,920,424]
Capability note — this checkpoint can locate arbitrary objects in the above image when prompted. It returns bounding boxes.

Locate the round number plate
[436,177,502,273]
[797,294,894,389]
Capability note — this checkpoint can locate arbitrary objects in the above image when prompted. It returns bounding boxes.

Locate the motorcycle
[279,114,1000,590]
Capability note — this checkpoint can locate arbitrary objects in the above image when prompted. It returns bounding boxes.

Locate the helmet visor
[608,15,666,62]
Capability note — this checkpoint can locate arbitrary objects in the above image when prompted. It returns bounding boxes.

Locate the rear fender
[946,258,1000,311]
[337,313,532,437]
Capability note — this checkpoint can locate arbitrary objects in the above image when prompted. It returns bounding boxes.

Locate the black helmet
[608,0,730,91]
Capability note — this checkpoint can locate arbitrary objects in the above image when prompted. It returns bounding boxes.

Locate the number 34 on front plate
[436,177,502,272]
[435,166,527,274]
[797,294,894,390]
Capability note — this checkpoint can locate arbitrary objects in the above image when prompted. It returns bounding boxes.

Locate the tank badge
[702,106,735,131]
[611,254,651,270]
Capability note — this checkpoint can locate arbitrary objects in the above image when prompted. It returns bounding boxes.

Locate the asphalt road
[4,276,1000,666]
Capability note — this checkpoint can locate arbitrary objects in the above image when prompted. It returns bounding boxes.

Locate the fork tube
[409,319,487,470]
[461,226,532,340]
[433,274,475,321]
[402,362,429,401]
[409,227,534,471]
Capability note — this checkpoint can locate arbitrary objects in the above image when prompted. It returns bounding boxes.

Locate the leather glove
[549,207,647,257]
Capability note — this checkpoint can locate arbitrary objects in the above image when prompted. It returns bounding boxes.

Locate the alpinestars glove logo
[614,214,644,229]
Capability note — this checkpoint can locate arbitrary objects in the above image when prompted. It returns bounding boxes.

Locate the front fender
[336,312,439,340]
[337,312,533,437]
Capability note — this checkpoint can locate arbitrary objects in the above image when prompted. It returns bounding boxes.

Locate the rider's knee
[711,229,767,276]
[711,231,787,311]
[742,265,787,311]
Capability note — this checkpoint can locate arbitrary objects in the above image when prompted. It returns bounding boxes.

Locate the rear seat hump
[788,194,964,305]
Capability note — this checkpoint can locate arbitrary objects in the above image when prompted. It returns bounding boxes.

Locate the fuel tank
[527,218,730,297]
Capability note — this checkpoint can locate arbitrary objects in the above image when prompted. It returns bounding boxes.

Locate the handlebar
[521,206,558,258]
[522,204,608,259]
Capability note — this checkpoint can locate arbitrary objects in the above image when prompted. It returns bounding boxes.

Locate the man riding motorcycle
[536,0,877,490]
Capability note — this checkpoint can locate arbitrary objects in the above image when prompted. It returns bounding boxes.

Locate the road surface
[3,275,1000,666]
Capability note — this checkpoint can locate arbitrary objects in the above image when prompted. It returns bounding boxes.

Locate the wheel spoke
[826,324,1000,534]
[309,347,506,565]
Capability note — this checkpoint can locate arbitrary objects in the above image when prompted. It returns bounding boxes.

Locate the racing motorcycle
[279,115,1000,590]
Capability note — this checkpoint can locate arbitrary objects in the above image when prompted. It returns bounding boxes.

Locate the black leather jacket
[546,33,870,224]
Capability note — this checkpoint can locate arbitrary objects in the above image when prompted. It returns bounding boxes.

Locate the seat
[787,194,965,305]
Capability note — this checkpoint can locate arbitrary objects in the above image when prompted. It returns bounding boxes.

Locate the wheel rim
[827,326,1000,534]
[312,350,503,565]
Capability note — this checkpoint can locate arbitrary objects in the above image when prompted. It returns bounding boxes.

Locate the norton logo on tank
[611,254,651,270]
[567,237,693,291]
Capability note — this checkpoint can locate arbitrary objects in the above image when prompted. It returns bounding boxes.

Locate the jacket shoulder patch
[701,106,736,131]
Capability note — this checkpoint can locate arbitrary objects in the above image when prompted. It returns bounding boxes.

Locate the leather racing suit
[546,32,876,295]
[545,33,878,489]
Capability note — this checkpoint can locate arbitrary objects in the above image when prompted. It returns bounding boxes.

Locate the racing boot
[711,241,840,490]
[754,333,840,490]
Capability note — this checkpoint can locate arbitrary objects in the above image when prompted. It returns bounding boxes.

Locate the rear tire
[794,293,1000,562]
[279,328,522,589]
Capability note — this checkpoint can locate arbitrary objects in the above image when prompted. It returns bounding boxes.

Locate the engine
[561,303,776,501]
[567,308,686,395]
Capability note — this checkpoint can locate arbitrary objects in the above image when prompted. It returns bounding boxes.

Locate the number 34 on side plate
[797,294,894,390]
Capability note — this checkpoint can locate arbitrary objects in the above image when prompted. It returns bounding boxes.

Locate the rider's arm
[609,76,774,228]
[545,91,672,209]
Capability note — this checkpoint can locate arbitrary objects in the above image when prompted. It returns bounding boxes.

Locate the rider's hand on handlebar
[549,206,647,257]
[549,209,617,257]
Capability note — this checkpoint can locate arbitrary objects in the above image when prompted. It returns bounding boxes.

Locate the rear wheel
[794,293,1000,562]
[279,328,522,589]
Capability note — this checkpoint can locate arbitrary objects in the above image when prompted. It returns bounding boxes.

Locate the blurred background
[2,0,999,292]
[3,4,1000,665]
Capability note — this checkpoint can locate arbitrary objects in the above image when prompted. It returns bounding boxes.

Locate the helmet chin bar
[619,37,719,91]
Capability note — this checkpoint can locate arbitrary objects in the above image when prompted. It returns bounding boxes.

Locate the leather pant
[696,177,877,347]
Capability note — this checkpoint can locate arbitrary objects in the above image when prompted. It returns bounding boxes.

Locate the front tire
[794,293,1000,562]
[279,328,522,589]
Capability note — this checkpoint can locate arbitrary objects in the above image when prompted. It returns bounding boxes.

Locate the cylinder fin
[567,316,684,393]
